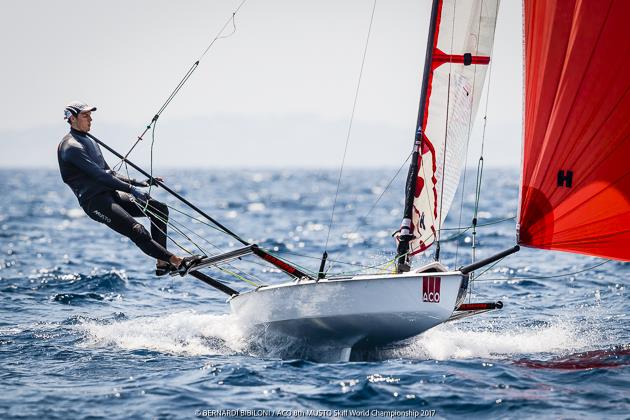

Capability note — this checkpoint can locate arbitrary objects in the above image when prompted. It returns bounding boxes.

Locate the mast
[396,0,441,273]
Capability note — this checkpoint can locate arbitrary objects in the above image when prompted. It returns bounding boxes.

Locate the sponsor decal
[422,276,441,303]
[92,210,111,223]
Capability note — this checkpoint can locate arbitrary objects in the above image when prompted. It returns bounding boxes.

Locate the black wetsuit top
[57,128,143,205]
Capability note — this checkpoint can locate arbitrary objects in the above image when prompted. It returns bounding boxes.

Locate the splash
[385,317,601,361]
[77,311,248,356]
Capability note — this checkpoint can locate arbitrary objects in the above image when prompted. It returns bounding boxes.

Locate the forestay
[400,0,500,258]
[519,0,630,262]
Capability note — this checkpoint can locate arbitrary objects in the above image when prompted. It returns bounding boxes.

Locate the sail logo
[422,276,441,303]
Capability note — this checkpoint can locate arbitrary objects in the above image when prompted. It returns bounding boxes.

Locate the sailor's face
[73,111,92,132]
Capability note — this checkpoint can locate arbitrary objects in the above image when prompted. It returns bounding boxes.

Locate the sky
[0,0,522,169]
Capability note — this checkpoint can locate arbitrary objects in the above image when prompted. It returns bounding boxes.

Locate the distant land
[0,113,520,169]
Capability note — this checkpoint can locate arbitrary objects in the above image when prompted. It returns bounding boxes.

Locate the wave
[378,316,603,361]
[76,310,247,356]
[11,269,129,294]
[514,344,630,370]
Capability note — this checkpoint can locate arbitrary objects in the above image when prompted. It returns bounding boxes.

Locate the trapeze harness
[57,128,173,262]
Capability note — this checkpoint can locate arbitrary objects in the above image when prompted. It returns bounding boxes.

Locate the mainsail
[398,0,499,268]
[519,0,630,262]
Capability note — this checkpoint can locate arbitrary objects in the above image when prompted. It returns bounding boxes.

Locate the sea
[0,168,628,419]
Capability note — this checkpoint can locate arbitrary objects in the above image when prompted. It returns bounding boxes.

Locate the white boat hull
[230,265,467,359]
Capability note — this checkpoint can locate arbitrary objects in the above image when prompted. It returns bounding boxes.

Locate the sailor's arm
[108,170,150,187]
[100,154,159,187]
[64,144,134,192]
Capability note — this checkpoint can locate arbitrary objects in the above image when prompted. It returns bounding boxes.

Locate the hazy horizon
[1,0,523,169]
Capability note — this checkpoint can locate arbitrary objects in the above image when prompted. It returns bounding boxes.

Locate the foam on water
[78,311,248,356]
[389,317,600,361]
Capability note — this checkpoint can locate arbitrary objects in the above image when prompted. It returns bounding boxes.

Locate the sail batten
[519,0,630,262]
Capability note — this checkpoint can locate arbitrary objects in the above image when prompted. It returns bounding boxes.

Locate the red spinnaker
[519,0,630,261]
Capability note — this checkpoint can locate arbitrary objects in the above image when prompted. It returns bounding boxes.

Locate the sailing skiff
[88,0,630,362]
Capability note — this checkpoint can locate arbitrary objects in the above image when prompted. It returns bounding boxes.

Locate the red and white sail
[407,0,500,256]
[519,0,630,262]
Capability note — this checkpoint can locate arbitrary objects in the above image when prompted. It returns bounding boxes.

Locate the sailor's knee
[130,223,151,243]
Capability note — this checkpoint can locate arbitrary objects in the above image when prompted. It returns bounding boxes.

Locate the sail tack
[405,0,499,256]
[519,0,630,262]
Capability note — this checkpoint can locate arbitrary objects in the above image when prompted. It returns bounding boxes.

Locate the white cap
[64,101,97,120]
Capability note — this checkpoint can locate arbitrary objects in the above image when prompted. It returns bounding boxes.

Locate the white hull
[229,263,467,360]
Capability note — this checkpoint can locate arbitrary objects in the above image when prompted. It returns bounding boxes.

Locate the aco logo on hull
[423,276,441,303]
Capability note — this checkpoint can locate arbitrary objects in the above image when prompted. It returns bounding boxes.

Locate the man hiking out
[57,101,200,275]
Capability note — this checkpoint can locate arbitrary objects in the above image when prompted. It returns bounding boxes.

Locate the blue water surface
[0,168,628,419]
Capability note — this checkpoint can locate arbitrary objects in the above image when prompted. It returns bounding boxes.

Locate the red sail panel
[519,0,630,261]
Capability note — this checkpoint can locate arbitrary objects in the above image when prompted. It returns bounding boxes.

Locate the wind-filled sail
[405,0,500,256]
[519,0,630,262]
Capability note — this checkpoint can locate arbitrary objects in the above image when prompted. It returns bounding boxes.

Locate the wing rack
[192,245,255,271]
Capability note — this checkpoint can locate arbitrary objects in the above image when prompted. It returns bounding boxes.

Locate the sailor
[57,101,200,276]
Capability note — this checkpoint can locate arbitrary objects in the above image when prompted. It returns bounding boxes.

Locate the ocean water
[0,168,628,419]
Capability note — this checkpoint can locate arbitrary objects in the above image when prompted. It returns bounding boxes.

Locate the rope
[345,152,411,242]
[455,0,486,266]
[323,0,377,254]
[469,0,500,287]
[440,215,515,231]
[133,198,263,286]
[273,249,391,270]
[328,252,408,277]
[114,0,249,168]
[473,260,611,282]
[435,0,458,260]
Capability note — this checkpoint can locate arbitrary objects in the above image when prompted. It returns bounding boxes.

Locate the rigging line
[470,17,497,278]
[440,215,515,231]
[473,260,611,282]
[436,73,452,257]
[144,118,159,208]
[471,255,505,281]
[116,0,249,166]
[271,249,392,269]
[456,0,486,266]
[323,0,377,253]
[198,0,247,60]
[165,213,267,285]
[139,200,265,285]
[140,201,260,286]
[328,252,410,277]
[133,200,202,256]
[435,0,458,260]
[345,152,412,242]
[162,203,226,235]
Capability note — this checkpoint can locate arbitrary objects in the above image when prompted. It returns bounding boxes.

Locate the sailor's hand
[130,186,151,202]
[142,176,163,187]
